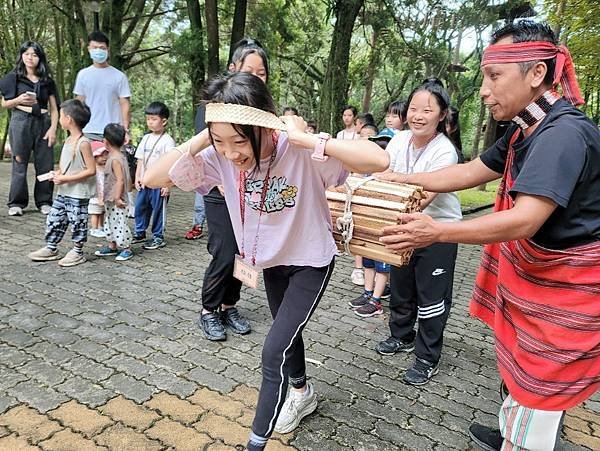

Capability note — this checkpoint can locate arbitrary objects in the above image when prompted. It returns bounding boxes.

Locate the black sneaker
[221,307,251,334]
[380,284,391,300]
[348,292,371,309]
[375,336,415,355]
[469,423,502,451]
[403,358,439,385]
[199,312,227,341]
[132,232,146,244]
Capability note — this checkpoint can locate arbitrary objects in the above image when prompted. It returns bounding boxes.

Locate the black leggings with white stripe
[389,243,458,364]
[248,259,335,450]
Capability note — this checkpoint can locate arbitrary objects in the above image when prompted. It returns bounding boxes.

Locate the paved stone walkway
[0,162,598,450]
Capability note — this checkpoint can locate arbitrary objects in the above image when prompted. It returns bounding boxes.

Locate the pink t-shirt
[169,133,348,269]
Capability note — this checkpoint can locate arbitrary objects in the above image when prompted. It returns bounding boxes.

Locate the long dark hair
[229,37,270,83]
[15,41,51,80]
[403,77,450,137]
[447,106,465,163]
[204,71,277,172]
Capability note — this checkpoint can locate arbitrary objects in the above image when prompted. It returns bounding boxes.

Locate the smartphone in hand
[25,91,37,98]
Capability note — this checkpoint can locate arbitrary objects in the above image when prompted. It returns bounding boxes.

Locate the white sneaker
[28,247,60,261]
[8,206,23,216]
[40,205,52,215]
[58,249,86,267]
[274,382,317,434]
[351,268,365,285]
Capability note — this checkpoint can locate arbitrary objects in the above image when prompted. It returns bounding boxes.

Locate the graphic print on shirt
[244,175,298,213]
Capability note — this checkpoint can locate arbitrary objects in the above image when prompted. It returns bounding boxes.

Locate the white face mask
[89,48,108,64]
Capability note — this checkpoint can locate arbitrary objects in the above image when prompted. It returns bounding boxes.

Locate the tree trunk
[64,0,89,95]
[52,9,66,104]
[318,0,364,134]
[471,97,486,161]
[478,111,497,191]
[228,0,248,62]
[553,0,567,42]
[186,0,206,107]
[205,0,220,76]
[361,27,380,113]
[105,0,126,69]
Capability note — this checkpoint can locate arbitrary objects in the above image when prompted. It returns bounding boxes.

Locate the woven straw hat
[205,103,287,130]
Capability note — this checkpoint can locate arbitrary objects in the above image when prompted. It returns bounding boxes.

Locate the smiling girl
[374,78,462,385]
[144,71,388,450]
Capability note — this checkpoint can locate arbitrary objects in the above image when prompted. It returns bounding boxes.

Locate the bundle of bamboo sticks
[327,176,424,266]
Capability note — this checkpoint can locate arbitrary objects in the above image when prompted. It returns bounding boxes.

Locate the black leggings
[248,259,335,450]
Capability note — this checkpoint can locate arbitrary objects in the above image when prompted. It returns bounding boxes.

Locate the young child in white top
[132,101,176,249]
[89,142,108,237]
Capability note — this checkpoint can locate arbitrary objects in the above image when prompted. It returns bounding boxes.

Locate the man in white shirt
[73,30,131,142]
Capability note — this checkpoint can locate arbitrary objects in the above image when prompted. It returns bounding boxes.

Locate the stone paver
[0,433,40,450]
[145,391,205,424]
[0,162,597,450]
[48,400,113,437]
[38,428,106,450]
[0,405,62,442]
[98,395,160,430]
[145,417,213,449]
[94,423,162,450]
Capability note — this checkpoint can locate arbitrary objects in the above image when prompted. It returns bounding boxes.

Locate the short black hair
[282,106,299,115]
[60,99,91,130]
[357,112,375,126]
[387,100,406,119]
[361,124,378,135]
[88,30,109,46]
[145,101,170,119]
[103,123,126,148]
[342,105,357,117]
[491,20,557,86]
[306,120,318,132]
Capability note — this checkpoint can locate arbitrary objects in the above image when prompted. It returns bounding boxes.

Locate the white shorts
[88,198,104,215]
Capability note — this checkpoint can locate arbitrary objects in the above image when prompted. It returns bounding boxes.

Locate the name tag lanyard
[405,132,438,174]
[238,133,279,259]
[143,133,165,170]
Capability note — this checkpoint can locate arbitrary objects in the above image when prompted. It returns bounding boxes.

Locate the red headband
[481,41,584,106]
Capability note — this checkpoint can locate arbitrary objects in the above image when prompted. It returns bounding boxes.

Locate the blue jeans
[193,192,206,227]
[134,188,165,238]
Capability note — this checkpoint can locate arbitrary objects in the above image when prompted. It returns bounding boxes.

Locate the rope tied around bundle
[335,176,375,255]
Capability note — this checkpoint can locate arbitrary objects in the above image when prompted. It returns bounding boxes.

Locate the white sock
[294,384,311,398]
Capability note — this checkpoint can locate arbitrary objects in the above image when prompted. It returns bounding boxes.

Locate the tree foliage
[0,0,597,155]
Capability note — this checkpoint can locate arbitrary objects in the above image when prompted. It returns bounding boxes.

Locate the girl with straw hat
[144,71,389,450]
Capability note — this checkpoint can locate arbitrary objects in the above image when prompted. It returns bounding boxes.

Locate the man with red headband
[376,21,599,450]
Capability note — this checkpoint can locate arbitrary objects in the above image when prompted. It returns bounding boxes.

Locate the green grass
[457,180,499,210]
